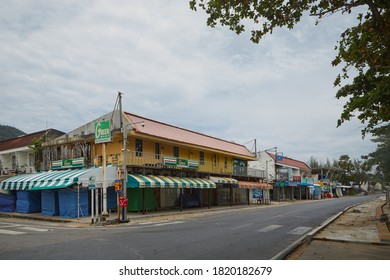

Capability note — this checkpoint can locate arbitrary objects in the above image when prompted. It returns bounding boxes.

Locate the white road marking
[0,222,23,228]
[18,226,49,232]
[257,225,282,232]
[287,226,312,235]
[230,223,254,231]
[133,221,186,229]
[0,229,25,235]
[152,221,185,227]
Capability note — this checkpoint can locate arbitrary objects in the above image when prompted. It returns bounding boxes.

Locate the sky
[0,0,378,163]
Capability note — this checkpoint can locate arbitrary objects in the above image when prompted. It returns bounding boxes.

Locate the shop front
[237,181,273,204]
[126,174,216,211]
[0,166,117,218]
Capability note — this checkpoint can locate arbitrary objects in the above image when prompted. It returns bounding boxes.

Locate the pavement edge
[271,202,365,260]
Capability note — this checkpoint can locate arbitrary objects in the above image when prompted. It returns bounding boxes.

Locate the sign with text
[293,176,301,182]
[163,156,198,169]
[94,120,111,144]
[52,157,84,169]
[88,176,96,189]
[119,196,128,208]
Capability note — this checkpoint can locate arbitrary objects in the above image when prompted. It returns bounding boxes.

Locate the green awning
[127,175,216,189]
[0,169,93,191]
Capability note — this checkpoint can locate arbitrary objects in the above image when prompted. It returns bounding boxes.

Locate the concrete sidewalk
[285,196,390,260]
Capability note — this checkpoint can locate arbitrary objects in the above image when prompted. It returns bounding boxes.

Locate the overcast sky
[0,1,377,163]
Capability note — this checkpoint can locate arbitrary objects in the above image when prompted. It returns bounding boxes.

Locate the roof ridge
[0,129,50,144]
[268,152,311,169]
[124,112,250,149]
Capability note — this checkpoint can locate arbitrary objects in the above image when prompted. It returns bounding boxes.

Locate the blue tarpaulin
[16,191,41,213]
[41,191,59,216]
[58,189,89,218]
[0,192,16,212]
[107,187,117,210]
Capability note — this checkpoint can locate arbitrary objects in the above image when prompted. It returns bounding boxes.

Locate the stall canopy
[210,177,238,184]
[127,175,216,189]
[238,181,273,189]
[0,166,117,191]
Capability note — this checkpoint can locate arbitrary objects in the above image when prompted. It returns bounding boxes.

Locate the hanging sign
[88,176,96,189]
[114,179,122,193]
[94,120,111,144]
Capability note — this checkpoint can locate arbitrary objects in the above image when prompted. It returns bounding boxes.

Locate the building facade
[36,110,269,215]
[0,129,64,176]
[249,151,312,201]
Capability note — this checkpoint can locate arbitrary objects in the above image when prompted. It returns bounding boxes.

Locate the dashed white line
[257,225,282,232]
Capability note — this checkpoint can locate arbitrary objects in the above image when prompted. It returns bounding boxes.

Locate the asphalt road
[0,195,376,260]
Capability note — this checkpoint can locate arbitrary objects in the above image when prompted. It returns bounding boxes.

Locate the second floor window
[155,143,160,159]
[135,139,143,157]
[173,146,179,158]
[199,151,204,165]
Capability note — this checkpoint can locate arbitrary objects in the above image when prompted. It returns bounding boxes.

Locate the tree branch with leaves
[190,0,390,136]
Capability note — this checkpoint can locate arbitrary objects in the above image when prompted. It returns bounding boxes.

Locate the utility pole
[119,92,128,222]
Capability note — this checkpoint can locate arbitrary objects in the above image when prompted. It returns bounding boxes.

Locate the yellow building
[42,110,269,212]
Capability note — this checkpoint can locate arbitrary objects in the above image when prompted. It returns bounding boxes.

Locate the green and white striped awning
[127,175,216,189]
[210,176,238,184]
[0,169,93,191]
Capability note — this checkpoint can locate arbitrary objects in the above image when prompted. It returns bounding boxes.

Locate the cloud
[0,0,376,163]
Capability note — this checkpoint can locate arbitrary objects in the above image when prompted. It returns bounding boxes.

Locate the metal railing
[101,151,266,178]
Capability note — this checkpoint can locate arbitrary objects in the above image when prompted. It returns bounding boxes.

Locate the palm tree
[28,137,43,171]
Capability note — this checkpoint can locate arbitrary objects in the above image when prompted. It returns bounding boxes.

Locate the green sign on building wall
[163,156,199,169]
[94,120,111,144]
[52,157,84,169]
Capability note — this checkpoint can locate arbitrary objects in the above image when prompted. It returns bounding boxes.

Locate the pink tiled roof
[124,112,255,159]
[268,153,311,171]
[0,130,45,152]
[0,129,64,152]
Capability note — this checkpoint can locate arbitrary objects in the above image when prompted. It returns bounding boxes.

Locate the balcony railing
[96,151,266,178]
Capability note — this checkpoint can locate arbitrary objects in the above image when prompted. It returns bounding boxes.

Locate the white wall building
[0,129,64,176]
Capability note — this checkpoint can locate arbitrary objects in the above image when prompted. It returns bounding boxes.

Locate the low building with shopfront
[250,151,311,201]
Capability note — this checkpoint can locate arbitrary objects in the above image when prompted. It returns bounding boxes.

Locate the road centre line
[257,224,282,232]
[230,223,255,231]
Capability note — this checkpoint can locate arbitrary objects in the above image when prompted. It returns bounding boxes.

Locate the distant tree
[307,156,320,168]
[190,1,390,136]
[338,154,353,184]
[351,158,371,184]
[367,124,390,184]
